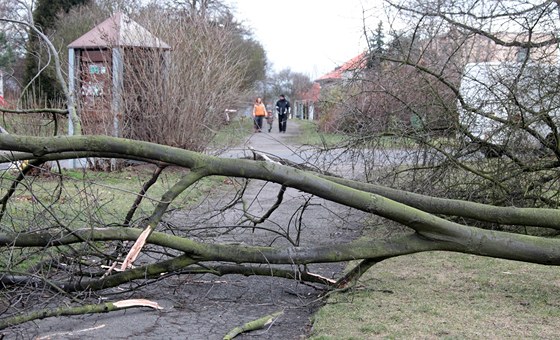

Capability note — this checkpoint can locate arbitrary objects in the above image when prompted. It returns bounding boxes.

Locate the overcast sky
[227,0,382,80]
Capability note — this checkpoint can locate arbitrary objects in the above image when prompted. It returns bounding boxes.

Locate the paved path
[222,119,417,179]
[221,118,315,164]
[14,119,366,340]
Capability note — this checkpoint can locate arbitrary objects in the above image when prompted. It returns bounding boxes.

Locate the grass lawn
[292,120,346,147]
[292,120,454,150]
[2,117,253,230]
[1,166,211,226]
[310,247,560,339]
[208,117,254,149]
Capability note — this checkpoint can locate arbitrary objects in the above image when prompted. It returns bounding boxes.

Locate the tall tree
[234,36,267,90]
[367,20,385,69]
[267,68,313,101]
[23,0,91,103]
[0,32,14,69]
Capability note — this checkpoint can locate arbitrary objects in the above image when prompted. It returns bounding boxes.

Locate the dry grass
[310,250,560,339]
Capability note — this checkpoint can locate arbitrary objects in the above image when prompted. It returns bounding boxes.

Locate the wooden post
[111,47,124,170]
[67,48,76,138]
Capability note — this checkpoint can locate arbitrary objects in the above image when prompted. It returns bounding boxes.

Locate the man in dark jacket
[275,94,291,133]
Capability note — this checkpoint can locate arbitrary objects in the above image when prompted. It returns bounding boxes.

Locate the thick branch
[178,264,336,286]
[3,226,560,266]
[0,135,559,260]
[322,175,560,229]
[61,253,198,291]
[335,258,385,289]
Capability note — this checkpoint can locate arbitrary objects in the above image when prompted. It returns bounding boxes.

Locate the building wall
[77,49,114,135]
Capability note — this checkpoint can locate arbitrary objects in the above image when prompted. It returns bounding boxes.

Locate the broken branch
[223,310,284,339]
[0,299,162,330]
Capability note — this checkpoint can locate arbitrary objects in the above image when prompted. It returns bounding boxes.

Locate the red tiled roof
[316,51,367,82]
[68,12,170,49]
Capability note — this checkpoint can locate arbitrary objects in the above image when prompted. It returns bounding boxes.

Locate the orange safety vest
[253,104,267,117]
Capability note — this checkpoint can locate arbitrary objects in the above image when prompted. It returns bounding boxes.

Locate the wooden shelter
[67,12,170,141]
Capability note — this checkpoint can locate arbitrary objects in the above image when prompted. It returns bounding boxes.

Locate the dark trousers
[254,116,264,131]
[278,113,287,132]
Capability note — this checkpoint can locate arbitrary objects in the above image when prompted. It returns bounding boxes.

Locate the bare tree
[321,0,560,215]
[114,7,251,150]
[267,68,313,101]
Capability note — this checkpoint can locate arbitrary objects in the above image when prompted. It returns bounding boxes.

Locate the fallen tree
[2,1,558,337]
[0,134,559,331]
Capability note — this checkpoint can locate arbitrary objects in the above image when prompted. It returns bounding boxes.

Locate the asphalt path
[221,119,414,180]
[220,118,316,163]
[10,119,367,340]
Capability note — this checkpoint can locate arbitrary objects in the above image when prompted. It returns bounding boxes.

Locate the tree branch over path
[0,133,558,229]
[2,225,560,269]
[1,132,560,331]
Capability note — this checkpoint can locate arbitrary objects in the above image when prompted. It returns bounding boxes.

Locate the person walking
[252,97,267,132]
[266,110,274,132]
[275,94,290,133]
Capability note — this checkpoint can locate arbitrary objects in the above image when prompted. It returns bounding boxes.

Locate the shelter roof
[68,12,170,50]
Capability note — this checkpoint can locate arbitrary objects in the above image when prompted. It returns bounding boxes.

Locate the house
[315,52,368,86]
[457,33,560,155]
[292,52,368,121]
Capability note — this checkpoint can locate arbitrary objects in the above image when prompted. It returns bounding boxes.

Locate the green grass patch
[310,251,560,339]
[208,117,253,149]
[292,120,455,150]
[291,120,346,147]
[0,165,222,231]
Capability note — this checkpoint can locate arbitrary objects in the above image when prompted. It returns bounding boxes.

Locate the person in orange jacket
[252,97,267,132]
